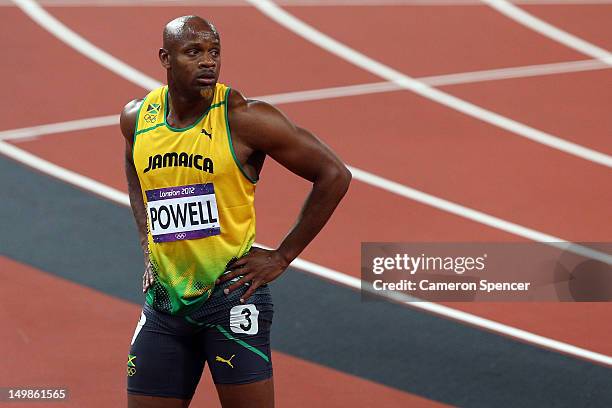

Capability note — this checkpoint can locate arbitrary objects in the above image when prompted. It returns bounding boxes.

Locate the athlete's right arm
[120,98,154,292]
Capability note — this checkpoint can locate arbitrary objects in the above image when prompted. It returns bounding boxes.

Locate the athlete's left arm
[218,95,352,302]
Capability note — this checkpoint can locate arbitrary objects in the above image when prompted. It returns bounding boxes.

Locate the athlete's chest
[135,122,231,183]
[135,126,230,244]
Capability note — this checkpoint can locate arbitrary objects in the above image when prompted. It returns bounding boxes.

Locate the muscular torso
[121,88,265,182]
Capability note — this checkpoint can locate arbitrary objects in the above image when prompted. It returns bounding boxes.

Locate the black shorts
[126,279,273,399]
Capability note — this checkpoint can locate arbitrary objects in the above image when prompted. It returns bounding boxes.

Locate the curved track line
[1,139,611,367]
[13,0,611,167]
[12,0,161,89]
[7,0,612,261]
[483,0,612,65]
[245,0,612,168]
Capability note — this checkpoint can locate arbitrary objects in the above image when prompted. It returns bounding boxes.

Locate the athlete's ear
[159,48,171,69]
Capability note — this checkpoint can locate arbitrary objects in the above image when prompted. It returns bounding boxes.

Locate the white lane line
[0,140,128,204]
[1,139,611,367]
[246,0,612,168]
[263,58,610,104]
[12,0,161,89]
[0,115,118,142]
[420,58,608,86]
[5,0,612,6]
[13,0,612,167]
[483,0,612,66]
[349,167,612,264]
[2,58,609,141]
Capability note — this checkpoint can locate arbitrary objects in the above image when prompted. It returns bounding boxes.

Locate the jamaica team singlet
[133,83,257,316]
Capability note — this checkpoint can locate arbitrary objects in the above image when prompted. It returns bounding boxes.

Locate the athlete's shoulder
[226,88,297,153]
[120,86,167,141]
[120,98,144,142]
[226,88,249,112]
[227,88,281,116]
[226,88,290,129]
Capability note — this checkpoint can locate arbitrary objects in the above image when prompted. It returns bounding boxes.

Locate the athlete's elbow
[339,164,352,194]
[324,163,352,197]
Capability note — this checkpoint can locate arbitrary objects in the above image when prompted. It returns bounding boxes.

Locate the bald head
[160,15,221,97]
[163,15,219,52]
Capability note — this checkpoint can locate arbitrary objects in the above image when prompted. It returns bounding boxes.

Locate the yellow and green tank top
[133,83,257,316]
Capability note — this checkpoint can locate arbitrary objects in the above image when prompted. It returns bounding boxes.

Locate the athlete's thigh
[127,304,205,404]
[215,378,274,408]
[197,283,274,391]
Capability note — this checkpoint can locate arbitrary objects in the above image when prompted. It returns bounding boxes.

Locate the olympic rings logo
[175,233,187,240]
[144,113,157,123]
[127,367,137,377]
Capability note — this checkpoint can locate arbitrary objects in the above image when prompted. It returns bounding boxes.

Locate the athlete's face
[162,28,221,97]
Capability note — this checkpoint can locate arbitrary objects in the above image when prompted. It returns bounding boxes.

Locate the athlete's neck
[166,85,215,129]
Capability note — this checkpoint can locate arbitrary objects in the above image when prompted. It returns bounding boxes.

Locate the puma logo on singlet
[144,152,214,174]
[215,354,235,368]
[201,128,212,139]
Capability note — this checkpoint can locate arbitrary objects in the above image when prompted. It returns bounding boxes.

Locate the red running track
[2,2,612,405]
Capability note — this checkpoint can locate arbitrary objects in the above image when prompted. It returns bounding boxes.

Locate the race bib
[229,304,259,335]
[146,183,221,243]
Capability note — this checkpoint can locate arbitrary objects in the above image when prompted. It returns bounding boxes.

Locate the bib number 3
[229,304,259,335]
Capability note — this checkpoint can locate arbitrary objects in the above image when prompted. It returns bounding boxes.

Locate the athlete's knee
[127,393,191,408]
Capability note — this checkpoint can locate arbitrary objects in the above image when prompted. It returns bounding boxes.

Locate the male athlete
[121,16,351,408]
